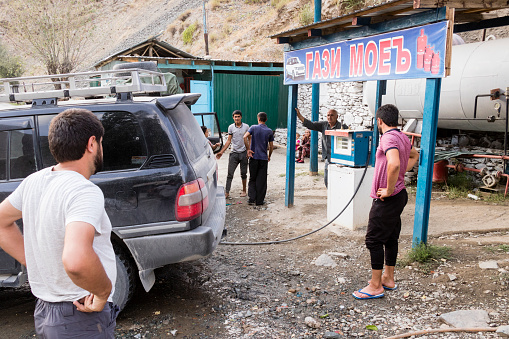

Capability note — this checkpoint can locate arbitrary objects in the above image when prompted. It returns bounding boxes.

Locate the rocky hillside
[0,0,389,73]
[1,0,508,74]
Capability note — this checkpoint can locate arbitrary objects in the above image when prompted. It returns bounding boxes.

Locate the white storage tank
[364,37,509,132]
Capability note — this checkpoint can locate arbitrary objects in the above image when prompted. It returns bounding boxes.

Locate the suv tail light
[176,178,209,221]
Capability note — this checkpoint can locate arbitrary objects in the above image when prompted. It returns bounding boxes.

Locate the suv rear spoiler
[156,93,201,110]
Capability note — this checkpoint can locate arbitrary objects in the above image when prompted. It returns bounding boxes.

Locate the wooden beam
[414,0,508,9]
[445,7,454,77]
[454,12,497,22]
[308,29,322,37]
[453,15,509,32]
[352,16,372,26]
[277,37,290,44]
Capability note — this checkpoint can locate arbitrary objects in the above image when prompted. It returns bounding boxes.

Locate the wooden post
[412,78,442,246]
[286,85,298,207]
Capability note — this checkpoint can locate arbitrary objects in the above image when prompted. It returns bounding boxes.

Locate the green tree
[0,43,24,78]
[6,0,96,75]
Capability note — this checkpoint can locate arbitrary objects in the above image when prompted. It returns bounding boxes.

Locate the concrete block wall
[273,81,372,147]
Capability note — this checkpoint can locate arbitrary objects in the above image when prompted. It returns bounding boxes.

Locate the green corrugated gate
[214,73,288,132]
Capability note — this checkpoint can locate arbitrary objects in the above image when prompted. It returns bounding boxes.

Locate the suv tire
[113,247,137,311]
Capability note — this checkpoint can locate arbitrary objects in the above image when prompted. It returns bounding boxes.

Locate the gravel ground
[1,146,508,338]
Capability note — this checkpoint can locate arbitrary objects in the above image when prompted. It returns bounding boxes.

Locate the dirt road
[1,145,508,338]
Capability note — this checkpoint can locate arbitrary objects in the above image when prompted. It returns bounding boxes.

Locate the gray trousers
[34,299,118,338]
[225,150,248,193]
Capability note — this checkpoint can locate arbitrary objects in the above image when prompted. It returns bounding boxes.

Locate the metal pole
[203,1,209,56]
[413,78,442,247]
[310,85,319,174]
[285,85,298,207]
[371,80,386,166]
[314,0,321,22]
[309,0,321,174]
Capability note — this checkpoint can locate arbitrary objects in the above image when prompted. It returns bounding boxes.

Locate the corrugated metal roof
[270,0,509,43]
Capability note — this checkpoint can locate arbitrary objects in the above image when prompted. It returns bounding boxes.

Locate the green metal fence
[213,73,288,132]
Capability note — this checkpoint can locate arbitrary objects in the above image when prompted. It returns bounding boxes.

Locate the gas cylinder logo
[416,29,441,75]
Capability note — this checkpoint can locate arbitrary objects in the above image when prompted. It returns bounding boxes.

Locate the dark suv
[0,68,226,310]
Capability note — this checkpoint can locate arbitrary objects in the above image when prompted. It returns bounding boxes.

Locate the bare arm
[407,147,419,172]
[268,141,274,161]
[63,222,112,312]
[377,148,400,200]
[243,132,253,158]
[216,134,233,159]
[295,108,305,123]
[0,199,25,266]
[295,108,325,132]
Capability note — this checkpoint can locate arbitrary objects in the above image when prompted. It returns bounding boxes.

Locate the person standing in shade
[0,108,118,337]
[243,112,274,206]
[216,110,250,199]
[353,104,419,300]
[295,108,348,187]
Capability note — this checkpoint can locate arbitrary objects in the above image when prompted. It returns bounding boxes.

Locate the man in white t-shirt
[216,110,250,198]
[0,108,117,338]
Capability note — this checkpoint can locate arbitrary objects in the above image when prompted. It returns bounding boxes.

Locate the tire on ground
[112,246,137,312]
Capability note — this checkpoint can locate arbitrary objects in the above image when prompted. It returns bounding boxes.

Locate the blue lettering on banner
[283,21,448,84]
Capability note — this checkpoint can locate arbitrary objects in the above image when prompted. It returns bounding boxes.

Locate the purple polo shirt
[370,129,412,199]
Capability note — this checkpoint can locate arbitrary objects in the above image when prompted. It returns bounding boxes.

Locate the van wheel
[112,247,137,312]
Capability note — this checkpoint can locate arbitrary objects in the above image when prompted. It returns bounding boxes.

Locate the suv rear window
[170,105,208,162]
[38,111,148,171]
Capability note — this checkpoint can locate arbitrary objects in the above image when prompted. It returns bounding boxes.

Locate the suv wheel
[112,247,137,312]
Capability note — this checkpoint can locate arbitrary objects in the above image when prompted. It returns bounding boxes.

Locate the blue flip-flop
[383,284,398,291]
[352,289,384,300]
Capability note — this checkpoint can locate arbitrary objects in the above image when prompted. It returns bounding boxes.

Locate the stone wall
[273,81,372,147]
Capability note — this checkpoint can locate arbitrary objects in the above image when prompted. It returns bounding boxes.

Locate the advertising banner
[283,21,448,85]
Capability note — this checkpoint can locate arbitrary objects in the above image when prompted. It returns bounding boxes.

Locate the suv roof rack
[0,69,167,103]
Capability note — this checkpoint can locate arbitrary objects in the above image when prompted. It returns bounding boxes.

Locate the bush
[182,23,198,45]
[299,3,314,26]
[271,0,290,12]
[0,44,24,78]
[407,242,451,264]
[399,241,451,272]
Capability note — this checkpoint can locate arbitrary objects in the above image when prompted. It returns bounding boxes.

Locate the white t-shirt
[8,167,116,303]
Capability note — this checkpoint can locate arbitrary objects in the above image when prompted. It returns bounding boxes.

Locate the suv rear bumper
[123,186,226,286]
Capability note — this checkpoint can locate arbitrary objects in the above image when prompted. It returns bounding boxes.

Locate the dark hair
[232,110,242,117]
[376,104,399,127]
[48,108,104,163]
[257,112,267,122]
[201,126,208,134]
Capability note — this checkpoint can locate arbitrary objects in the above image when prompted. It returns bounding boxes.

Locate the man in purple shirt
[243,112,274,207]
[353,104,419,300]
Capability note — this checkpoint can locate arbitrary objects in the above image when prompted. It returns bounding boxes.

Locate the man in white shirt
[0,108,117,338]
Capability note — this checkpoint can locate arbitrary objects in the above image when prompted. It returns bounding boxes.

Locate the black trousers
[248,158,268,205]
[365,189,408,270]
